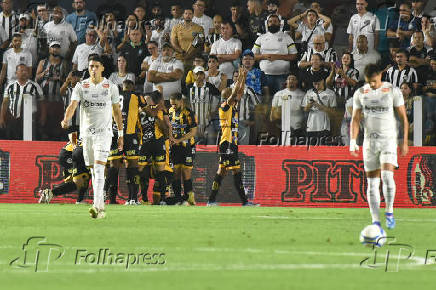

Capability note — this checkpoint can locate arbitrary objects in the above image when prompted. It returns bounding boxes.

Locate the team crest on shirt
[278,38,282,42]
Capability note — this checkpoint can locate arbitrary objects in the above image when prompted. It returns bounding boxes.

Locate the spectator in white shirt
[210,19,242,79]
[141,41,160,94]
[288,8,331,50]
[253,14,298,96]
[271,73,306,145]
[353,35,381,81]
[108,55,135,91]
[18,13,37,68]
[43,6,77,60]
[302,75,337,143]
[72,28,103,72]
[164,3,183,36]
[148,43,184,101]
[193,0,214,37]
[0,33,32,87]
[347,0,380,52]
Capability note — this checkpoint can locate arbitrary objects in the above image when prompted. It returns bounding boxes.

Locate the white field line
[255,216,436,222]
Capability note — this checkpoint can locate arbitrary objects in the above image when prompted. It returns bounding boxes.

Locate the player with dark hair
[207,67,258,206]
[350,63,409,229]
[62,54,123,219]
[137,90,173,205]
[106,79,141,205]
[169,93,198,205]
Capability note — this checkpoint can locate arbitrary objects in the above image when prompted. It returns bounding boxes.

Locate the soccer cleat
[385,213,396,229]
[89,207,98,218]
[187,192,196,206]
[38,190,46,203]
[243,201,260,207]
[206,201,218,207]
[89,207,105,219]
[39,189,53,204]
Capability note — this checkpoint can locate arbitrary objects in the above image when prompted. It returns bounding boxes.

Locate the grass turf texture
[0,204,435,289]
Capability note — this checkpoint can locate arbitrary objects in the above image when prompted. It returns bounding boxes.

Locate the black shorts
[108,134,140,160]
[218,141,240,169]
[71,146,89,177]
[59,147,73,180]
[138,137,166,166]
[170,144,195,168]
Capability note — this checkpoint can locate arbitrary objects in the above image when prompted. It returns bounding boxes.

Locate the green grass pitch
[0,204,435,289]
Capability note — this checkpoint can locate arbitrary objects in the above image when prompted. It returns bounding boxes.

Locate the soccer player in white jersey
[61,54,123,219]
[350,64,409,230]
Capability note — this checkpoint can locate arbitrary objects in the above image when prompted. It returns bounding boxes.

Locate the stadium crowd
[0,0,435,146]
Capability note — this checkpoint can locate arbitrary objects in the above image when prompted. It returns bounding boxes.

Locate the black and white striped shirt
[230,84,260,121]
[186,82,221,130]
[62,86,80,132]
[384,65,418,88]
[333,67,359,102]
[207,33,220,46]
[0,11,19,40]
[298,47,337,67]
[3,80,43,118]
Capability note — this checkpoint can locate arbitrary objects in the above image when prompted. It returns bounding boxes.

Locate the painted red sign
[0,141,435,207]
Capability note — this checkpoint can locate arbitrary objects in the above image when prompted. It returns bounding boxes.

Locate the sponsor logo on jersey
[364,105,389,113]
[83,100,106,108]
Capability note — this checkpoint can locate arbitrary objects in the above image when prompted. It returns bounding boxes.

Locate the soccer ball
[359,225,386,247]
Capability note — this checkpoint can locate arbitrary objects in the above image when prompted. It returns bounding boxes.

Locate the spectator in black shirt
[120,29,149,85]
[408,30,432,83]
[247,0,267,36]
[300,53,329,90]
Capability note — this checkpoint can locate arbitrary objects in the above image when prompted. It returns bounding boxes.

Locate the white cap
[19,13,31,21]
[49,41,61,47]
[193,66,205,74]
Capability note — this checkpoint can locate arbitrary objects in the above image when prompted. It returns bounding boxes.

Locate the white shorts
[82,135,112,166]
[362,137,398,172]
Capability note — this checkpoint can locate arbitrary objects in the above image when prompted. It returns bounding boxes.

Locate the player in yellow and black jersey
[106,80,141,204]
[169,93,197,205]
[38,138,91,204]
[137,90,173,204]
[207,68,258,207]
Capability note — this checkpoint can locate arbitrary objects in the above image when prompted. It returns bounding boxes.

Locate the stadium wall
[1,140,436,207]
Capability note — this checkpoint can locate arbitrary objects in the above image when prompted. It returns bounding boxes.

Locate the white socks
[92,163,106,211]
[366,177,381,223]
[381,170,396,214]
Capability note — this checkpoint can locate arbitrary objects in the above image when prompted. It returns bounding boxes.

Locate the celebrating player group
[39,55,257,218]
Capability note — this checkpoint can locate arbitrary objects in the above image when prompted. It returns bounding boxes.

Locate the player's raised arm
[61,100,79,129]
[227,67,247,106]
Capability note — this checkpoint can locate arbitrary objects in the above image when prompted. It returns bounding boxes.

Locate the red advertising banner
[0,140,435,207]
